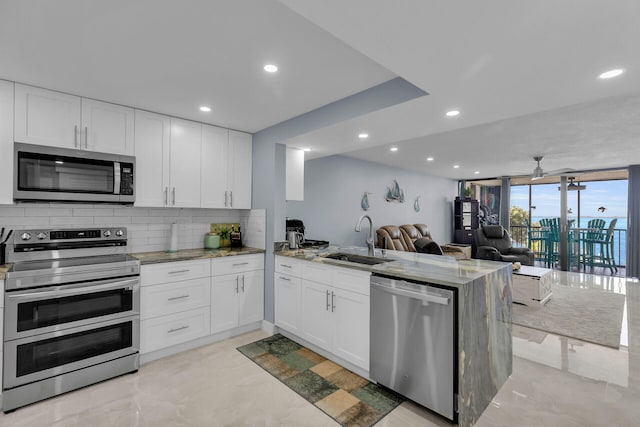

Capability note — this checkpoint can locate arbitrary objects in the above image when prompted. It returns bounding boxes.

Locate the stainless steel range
[3,227,140,412]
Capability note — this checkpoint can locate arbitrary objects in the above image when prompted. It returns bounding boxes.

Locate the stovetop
[299,239,329,249]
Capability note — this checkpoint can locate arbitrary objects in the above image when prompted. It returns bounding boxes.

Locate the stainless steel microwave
[14,142,135,204]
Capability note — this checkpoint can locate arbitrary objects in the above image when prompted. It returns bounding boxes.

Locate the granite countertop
[276,245,511,289]
[0,264,10,281]
[0,247,265,279]
[132,246,265,265]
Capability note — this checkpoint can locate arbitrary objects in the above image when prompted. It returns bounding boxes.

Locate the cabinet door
[332,289,370,370]
[0,80,13,204]
[134,110,171,207]
[210,274,240,334]
[81,98,134,155]
[200,124,229,208]
[169,118,201,207]
[228,130,252,209]
[274,273,301,334]
[238,270,264,326]
[301,280,332,351]
[14,84,81,148]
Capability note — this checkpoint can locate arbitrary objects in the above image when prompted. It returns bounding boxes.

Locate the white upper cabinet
[14,84,134,155]
[201,125,253,209]
[135,114,201,208]
[14,84,81,149]
[201,128,252,209]
[169,118,202,208]
[200,124,229,208]
[0,80,14,205]
[81,98,134,155]
[228,130,252,209]
[134,110,171,207]
[286,147,304,201]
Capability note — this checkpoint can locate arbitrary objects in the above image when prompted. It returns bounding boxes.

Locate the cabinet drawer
[140,307,210,354]
[275,255,303,277]
[141,259,211,285]
[141,277,211,320]
[332,267,371,296]
[212,254,264,276]
[302,261,332,284]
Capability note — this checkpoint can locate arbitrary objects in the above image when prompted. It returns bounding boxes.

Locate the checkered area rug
[237,334,404,427]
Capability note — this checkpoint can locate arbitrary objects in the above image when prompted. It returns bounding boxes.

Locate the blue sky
[511,179,628,218]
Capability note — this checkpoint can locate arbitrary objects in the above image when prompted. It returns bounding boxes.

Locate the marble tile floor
[1,271,638,427]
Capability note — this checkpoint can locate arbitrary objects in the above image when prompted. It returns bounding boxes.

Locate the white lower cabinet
[211,269,264,335]
[274,256,370,371]
[301,279,370,370]
[274,273,301,334]
[139,254,265,358]
[141,307,210,354]
[140,259,211,354]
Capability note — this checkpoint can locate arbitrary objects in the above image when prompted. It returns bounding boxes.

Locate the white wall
[286,155,458,246]
[0,204,265,253]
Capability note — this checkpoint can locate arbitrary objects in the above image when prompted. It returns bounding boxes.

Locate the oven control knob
[103,230,112,237]
[20,232,32,241]
[115,229,124,237]
[36,232,47,240]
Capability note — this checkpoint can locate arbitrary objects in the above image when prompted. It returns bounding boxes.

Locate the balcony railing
[509,224,626,267]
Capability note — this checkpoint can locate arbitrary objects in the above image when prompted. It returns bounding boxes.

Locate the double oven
[3,228,140,412]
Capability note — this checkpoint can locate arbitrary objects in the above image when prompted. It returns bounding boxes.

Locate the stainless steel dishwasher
[370,274,457,421]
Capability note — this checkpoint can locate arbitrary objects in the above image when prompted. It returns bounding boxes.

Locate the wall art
[385,180,405,203]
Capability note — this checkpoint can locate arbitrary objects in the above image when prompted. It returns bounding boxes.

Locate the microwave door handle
[114,162,121,194]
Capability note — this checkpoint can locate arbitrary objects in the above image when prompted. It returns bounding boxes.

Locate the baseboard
[260,320,276,334]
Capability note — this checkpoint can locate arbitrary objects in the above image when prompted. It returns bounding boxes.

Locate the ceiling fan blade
[545,168,576,176]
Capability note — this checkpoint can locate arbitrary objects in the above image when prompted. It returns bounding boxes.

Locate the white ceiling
[281,0,640,179]
[0,0,393,132]
[2,0,640,180]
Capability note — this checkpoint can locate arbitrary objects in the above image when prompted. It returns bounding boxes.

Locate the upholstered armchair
[376,225,408,250]
[475,225,534,266]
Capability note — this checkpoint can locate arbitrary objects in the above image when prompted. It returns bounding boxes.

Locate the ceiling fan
[531,156,575,180]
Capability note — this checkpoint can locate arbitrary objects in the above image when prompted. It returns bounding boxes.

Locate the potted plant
[463,187,474,199]
[218,226,231,247]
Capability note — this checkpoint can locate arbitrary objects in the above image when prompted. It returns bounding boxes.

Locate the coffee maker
[285,218,329,248]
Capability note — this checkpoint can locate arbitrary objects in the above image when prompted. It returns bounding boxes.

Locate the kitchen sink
[324,252,393,265]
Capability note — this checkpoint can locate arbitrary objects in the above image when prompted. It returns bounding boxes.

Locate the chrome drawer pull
[168,325,189,333]
[167,294,189,301]
[232,262,249,267]
[168,269,190,274]
[279,276,291,281]
[280,264,292,269]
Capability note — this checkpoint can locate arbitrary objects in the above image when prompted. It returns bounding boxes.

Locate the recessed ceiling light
[446,110,460,117]
[390,147,398,152]
[302,148,311,152]
[358,133,369,139]
[453,164,460,169]
[474,171,480,174]
[264,64,278,73]
[199,106,211,112]
[599,69,624,79]
[426,157,434,161]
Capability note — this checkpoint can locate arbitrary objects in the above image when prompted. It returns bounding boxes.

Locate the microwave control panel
[120,163,134,195]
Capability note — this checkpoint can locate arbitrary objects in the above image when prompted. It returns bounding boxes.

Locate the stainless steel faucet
[355,214,375,256]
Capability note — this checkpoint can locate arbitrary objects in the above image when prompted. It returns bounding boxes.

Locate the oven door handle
[7,278,139,300]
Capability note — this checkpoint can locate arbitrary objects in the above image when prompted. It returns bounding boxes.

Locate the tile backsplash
[0,204,266,253]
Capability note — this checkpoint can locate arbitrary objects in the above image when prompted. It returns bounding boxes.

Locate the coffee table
[512,265,553,306]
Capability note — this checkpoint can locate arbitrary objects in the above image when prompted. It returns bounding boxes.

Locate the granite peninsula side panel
[458,264,512,427]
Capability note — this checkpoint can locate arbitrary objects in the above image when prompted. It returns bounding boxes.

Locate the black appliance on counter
[285,218,329,248]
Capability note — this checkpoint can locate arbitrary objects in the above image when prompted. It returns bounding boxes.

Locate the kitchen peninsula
[275,247,512,427]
